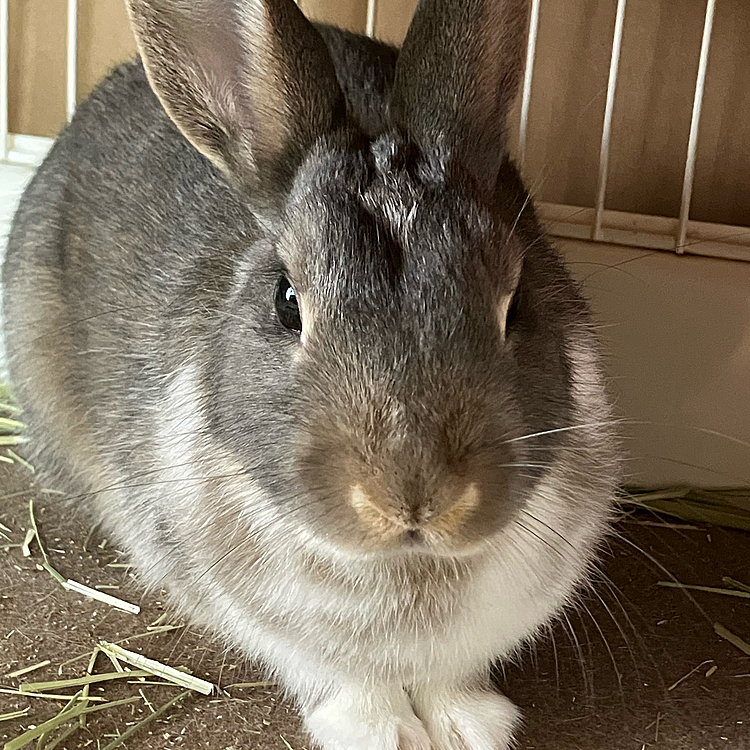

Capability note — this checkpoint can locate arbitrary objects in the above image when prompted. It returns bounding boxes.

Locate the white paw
[305,686,431,750]
[414,689,521,750]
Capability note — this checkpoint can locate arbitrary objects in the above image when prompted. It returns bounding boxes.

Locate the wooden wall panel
[8,0,135,138]
[373,0,418,43]
[7,0,750,229]
[520,0,615,209]
[690,1,750,228]
[605,0,706,220]
[8,1,67,137]
[77,0,137,104]
[300,0,368,32]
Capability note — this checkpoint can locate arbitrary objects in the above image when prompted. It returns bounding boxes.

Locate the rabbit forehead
[281,140,521,305]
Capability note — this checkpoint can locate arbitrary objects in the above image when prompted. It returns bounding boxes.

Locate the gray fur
[2,0,620,747]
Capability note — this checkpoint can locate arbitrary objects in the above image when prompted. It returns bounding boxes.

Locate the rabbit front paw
[413,688,521,750]
[305,685,431,750]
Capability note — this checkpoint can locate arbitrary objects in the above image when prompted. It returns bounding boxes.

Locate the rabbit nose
[348,481,480,537]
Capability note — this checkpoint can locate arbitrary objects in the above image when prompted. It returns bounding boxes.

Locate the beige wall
[563,240,750,490]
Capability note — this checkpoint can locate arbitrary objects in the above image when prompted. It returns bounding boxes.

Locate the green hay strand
[657,582,750,599]
[722,576,750,594]
[20,670,152,693]
[99,690,191,750]
[714,622,750,657]
[5,660,51,679]
[4,696,139,750]
[0,708,30,722]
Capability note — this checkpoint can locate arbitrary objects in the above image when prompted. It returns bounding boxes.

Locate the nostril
[404,528,424,545]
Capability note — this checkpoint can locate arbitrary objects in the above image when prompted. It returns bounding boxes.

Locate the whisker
[504,419,626,443]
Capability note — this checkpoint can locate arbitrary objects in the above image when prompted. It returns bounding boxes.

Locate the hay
[623,486,750,531]
[714,623,750,657]
[24,498,141,614]
[99,643,214,695]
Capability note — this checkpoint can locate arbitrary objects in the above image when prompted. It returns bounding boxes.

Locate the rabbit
[2,0,621,747]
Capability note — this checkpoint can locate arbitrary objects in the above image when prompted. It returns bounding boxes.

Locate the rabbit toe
[414,688,520,750]
[305,686,431,750]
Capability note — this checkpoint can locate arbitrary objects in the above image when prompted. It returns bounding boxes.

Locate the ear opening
[390,0,529,196]
[126,0,345,208]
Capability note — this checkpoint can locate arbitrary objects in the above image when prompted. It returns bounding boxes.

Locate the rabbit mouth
[346,482,499,555]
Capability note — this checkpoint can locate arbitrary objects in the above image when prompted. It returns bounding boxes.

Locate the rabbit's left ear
[127,0,345,210]
[390,0,529,197]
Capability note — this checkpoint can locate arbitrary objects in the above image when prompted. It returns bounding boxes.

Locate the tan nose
[348,482,480,538]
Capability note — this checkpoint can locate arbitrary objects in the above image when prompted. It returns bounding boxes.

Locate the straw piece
[36,689,83,749]
[79,648,100,730]
[56,626,184,675]
[4,696,139,750]
[667,659,713,691]
[623,487,750,532]
[21,670,151,693]
[722,576,750,594]
[99,642,213,695]
[40,723,79,750]
[0,416,25,431]
[0,688,106,702]
[5,660,51,679]
[61,579,140,615]
[6,450,34,473]
[21,529,34,557]
[714,622,750,657]
[0,708,30,722]
[27,500,139,612]
[27,501,51,568]
[0,435,29,446]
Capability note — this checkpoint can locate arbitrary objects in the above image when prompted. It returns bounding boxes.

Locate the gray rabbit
[2,0,620,747]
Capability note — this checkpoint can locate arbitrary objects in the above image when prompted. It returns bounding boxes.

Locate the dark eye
[275,276,302,333]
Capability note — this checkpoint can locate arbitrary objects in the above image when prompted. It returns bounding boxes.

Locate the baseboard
[3,134,54,168]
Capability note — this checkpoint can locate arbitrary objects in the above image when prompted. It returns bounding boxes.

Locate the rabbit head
[125,0,618,561]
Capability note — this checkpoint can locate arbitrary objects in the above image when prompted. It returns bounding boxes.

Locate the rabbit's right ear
[390,0,528,198]
[126,0,345,210]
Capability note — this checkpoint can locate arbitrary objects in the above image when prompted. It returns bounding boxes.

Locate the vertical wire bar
[677,0,716,253]
[0,0,8,161]
[365,0,376,38]
[518,0,541,169]
[592,0,627,240]
[66,0,78,122]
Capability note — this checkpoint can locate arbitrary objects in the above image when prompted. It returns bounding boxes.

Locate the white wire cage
[0,0,748,263]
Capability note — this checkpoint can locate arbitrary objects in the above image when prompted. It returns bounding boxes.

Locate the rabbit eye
[275,276,302,333]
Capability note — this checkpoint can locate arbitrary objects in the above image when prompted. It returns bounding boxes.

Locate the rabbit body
[3,1,619,748]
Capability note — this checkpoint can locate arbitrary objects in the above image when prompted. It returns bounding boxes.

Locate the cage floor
[0,462,748,750]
